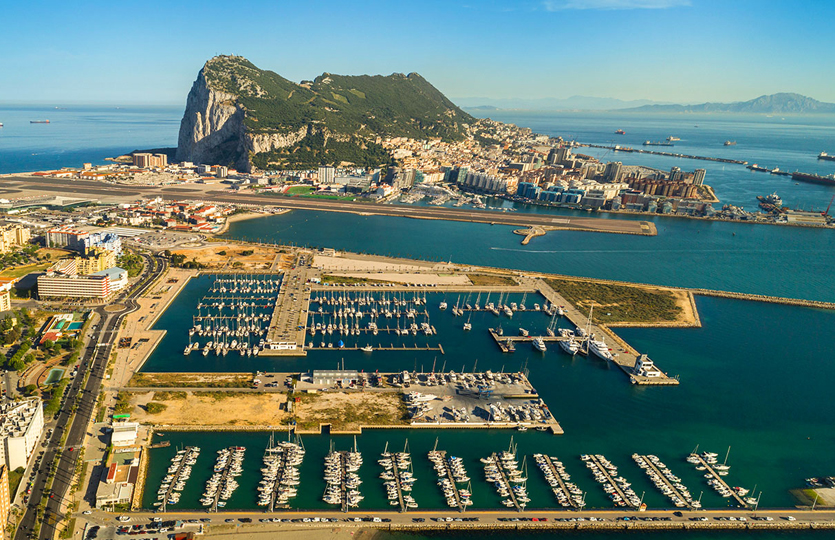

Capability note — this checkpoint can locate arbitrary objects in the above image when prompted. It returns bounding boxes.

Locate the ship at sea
[30,120,50,124]
[757,192,785,213]
[666,136,680,141]
[643,140,674,147]
[792,171,835,186]
[614,129,625,135]
[746,164,771,173]
[724,140,736,146]
[819,152,835,162]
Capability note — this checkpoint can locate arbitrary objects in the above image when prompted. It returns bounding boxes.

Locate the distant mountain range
[457,96,663,111]
[458,93,835,114]
[621,93,835,114]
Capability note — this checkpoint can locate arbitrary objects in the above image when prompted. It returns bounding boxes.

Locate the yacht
[587,337,613,360]
[558,329,579,355]
[360,345,373,353]
[532,337,546,353]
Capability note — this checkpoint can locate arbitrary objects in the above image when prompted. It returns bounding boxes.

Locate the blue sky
[1,0,833,105]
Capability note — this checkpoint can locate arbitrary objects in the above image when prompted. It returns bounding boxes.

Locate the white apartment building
[0,399,44,470]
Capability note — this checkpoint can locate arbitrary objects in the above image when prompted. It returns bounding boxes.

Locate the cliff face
[176,55,473,171]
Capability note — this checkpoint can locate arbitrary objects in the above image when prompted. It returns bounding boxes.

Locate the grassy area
[114,392,133,415]
[0,262,52,279]
[152,391,187,400]
[8,467,24,498]
[294,396,408,432]
[321,275,391,285]
[44,379,70,417]
[145,402,167,414]
[545,278,682,324]
[128,372,252,388]
[285,186,313,195]
[467,274,517,286]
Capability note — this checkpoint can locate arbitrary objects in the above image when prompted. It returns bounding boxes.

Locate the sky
[1,0,834,105]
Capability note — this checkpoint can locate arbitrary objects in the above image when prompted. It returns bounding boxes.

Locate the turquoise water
[142,292,835,511]
[44,368,64,385]
[223,210,835,303]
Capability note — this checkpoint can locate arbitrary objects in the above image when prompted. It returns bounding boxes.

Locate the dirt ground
[125,390,406,432]
[171,244,288,270]
[129,391,289,426]
[127,372,253,388]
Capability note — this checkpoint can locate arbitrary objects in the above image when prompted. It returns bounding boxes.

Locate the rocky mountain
[622,93,835,114]
[176,56,473,171]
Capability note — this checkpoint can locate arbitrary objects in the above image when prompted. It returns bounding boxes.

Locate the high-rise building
[0,464,8,534]
[0,225,31,254]
[0,399,44,471]
[132,153,168,168]
[0,279,13,312]
[75,247,117,275]
[669,166,683,182]
[318,166,336,184]
[692,168,706,186]
[603,161,623,182]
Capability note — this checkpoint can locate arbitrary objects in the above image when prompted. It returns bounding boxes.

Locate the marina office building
[0,398,44,470]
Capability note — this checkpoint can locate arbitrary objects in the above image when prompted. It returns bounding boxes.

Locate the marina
[154,446,200,511]
[582,454,641,509]
[428,443,473,512]
[379,442,417,512]
[633,453,697,509]
[202,446,245,511]
[687,450,752,508]
[533,453,585,509]
[482,441,530,511]
[323,440,364,512]
[258,436,305,511]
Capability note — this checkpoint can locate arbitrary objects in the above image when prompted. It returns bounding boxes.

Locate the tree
[24,384,38,396]
[42,339,54,351]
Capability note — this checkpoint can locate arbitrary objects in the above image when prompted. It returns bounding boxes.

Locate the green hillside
[199,56,473,169]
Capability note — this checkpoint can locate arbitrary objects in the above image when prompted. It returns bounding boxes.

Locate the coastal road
[0,176,656,236]
[14,253,166,540]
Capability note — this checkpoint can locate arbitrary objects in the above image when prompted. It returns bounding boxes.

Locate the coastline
[213,211,278,235]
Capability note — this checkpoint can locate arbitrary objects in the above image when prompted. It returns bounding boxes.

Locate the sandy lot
[130,391,289,426]
[126,390,406,432]
[171,244,285,270]
[325,272,471,286]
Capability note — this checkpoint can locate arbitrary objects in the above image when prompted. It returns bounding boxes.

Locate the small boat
[360,345,373,352]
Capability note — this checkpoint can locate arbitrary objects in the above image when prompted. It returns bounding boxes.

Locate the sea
[3,104,835,537]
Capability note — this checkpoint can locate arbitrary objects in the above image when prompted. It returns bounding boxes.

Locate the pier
[539,455,582,509]
[689,453,749,508]
[531,277,679,385]
[585,455,638,509]
[634,453,694,509]
[491,453,522,512]
[263,264,312,357]
[306,343,444,353]
[158,446,199,513]
[380,451,410,512]
[579,143,748,165]
[428,448,472,512]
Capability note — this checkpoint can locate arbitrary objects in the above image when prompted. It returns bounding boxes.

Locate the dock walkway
[542,455,580,509]
[636,454,692,509]
[587,455,637,509]
[435,450,465,512]
[531,278,678,385]
[690,453,749,508]
[263,263,313,356]
[493,453,522,512]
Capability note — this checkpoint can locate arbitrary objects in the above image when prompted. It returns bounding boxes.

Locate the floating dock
[689,453,749,508]
[585,455,638,509]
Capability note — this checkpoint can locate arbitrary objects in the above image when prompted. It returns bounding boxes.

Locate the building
[37,261,116,299]
[318,166,336,184]
[132,153,168,169]
[75,247,117,275]
[0,279,14,312]
[0,398,44,470]
[92,268,128,292]
[603,161,623,182]
[310,370,360,386]
[0,225,31,254]
[111,422,139,447]
[46,226,89,251]
[692,169,706,186]
[0,465,9,533]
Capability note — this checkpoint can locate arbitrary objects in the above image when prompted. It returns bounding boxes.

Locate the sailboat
[463,312,472,331]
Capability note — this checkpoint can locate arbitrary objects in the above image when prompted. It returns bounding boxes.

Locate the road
[14,252,166,540]
[0,176,655,236]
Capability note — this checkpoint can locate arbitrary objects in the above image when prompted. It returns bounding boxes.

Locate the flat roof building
[0,398,44,470]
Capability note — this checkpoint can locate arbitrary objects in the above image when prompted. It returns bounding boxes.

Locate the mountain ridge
[621,93,835,114]
[176,55,473,171]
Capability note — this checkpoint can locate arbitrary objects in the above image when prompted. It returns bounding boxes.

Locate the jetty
[634,453,694,509]
[158,446,199,512]
[579,143,748,165]
[263,265,312,357]
[492,453,522,512]
[689,452,749,508]
[540,454,582,509]
[585,454,638,509]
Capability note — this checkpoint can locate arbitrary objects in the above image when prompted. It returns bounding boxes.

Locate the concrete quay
[262,263,313,357]
[530,277,679,386]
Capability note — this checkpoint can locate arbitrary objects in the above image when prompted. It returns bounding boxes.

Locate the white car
[82,510,92,515]
[117,516,130,522]
[785,516,797,521]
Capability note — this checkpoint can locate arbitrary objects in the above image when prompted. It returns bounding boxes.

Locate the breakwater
[579,143,749,165]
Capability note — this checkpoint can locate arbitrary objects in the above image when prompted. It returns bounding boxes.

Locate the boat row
[201,447,245,508]
[533,454,585,508]
[379,445,418,509]
[258,438,304,509]
[153,446,200,508]
[582,454,641,508]
[482,444,530,509]
[323,442,364,509]
[633,453,698,508]
[428,450,473,508]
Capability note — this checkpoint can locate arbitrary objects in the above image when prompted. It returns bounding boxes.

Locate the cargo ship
[666,136,680,141]
[792,171,835,186]
[746,164,771,173]
[643,140,674,147]
[819,152,835,162]
[30,120,50,124]
[757,192,784,212]
[615,129,625,135]
[724,140,736,146]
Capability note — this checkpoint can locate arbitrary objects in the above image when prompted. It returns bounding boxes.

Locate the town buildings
[0,225,31,253]
[0,465,9,533]
[37,261,127,299]
[0,398,44,471]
